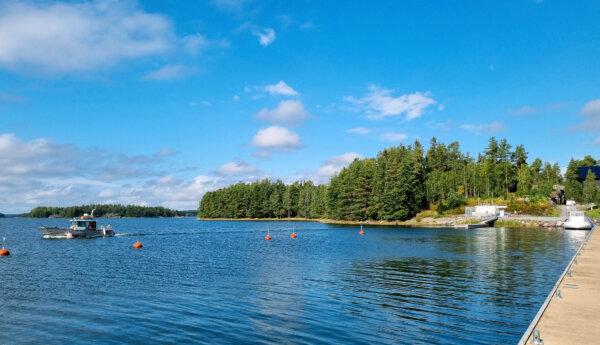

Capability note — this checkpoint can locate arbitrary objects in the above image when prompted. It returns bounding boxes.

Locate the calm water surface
[0,218,587,344]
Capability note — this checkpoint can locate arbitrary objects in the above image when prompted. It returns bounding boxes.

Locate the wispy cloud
[0,1,174,74]
[345,85,438,120]
[460,121,506,134]
[252,27,276,46]
[210,0,248,12]
[346,127,372,135]
[142,64,196,81]
[510,102,568,116]
[380,131,408,142]
[217,161,257,176]
[579,99,600,131]
[0,92,23,103]
[316,152,363,180]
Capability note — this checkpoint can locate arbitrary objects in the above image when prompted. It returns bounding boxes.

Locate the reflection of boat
[39,210,115,239]
[563,211,593,230]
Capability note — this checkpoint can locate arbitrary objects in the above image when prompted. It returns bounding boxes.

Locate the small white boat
[563,211,593,230]
[39,209,115,239]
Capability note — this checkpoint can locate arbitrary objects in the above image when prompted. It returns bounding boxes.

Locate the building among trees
[578,166,600,186]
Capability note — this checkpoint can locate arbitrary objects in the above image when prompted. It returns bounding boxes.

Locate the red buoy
[132,241,143,249]
[0,248,10,256]
[265,233,272,241]
[290,232,298,239]
[359,225,365,235]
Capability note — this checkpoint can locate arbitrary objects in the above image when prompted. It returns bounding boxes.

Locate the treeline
[29,204,182,218]
[200,180,328,219]
[199,137,598,221]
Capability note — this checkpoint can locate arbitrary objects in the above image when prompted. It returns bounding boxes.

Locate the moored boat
[39,210,115,239]
[563,211,593,230]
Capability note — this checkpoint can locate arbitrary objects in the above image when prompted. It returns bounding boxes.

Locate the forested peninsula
[29,204,184,218]
[199,137,600,222]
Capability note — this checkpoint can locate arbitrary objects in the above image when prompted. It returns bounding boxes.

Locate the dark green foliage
[565,156,597,202]
[438,193,466,214]
[199,137,595,221]
[199,179,328,219]
[582,170,599,204]
[29,204,180,218]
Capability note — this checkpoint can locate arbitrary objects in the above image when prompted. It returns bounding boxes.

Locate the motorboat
[563,211,594,230]
[39,210,115,238]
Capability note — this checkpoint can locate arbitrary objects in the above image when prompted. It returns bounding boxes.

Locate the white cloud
[251,126,302,157]
[345,85,438,120]
[460,121,506,134]
[264,80,299,96]
[317,152,363,179]
[0,1,174,74]
[347,127,371,135]
[143,64,195,81]
[256,100,308,125]
[233,94,240,101]
[217,161,257,176]
[594,137,600,145]
[380,131,408,142]
[252,27,276,46]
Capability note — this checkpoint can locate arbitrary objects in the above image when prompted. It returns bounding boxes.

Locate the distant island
[199,137,600,224]
[28,204,193,218]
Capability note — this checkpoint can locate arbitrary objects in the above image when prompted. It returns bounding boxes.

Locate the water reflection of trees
[342,228,581,343]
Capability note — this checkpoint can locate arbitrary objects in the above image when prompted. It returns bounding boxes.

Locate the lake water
[0,218,587,344]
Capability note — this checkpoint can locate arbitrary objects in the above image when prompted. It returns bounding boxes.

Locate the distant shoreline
[197,216,565,229]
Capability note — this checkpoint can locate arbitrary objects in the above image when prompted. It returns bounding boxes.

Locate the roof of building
[577,166,600,181]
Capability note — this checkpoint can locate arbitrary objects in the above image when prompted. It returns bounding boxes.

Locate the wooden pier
[519,227,599,345]
[453,215,498,229]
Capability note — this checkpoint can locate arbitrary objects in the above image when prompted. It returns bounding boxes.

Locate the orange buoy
[66,232,74,239]
[265,233,272,241]
[0,248,10,256]
[358,225,365,235]
[290,232,298,239]
[132,241,143,249]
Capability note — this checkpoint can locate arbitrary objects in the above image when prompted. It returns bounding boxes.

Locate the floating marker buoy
[290,232,298,239]
[265,233,272,241]
[132,241,143,249]
[0,248,10,256]
[359,225,365,235]
[66,232,74,239]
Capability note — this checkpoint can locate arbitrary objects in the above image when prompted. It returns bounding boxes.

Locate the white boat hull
[563,222,593,230]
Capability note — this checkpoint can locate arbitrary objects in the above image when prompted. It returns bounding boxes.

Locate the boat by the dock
[563,211,593,230]
[39,210,115,239]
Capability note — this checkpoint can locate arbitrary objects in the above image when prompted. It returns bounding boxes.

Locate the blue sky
[0,0,599,213]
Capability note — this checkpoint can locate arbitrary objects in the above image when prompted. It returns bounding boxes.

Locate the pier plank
[523,229,600,345]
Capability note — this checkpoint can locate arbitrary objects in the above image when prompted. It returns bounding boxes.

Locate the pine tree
[582,170,598,204]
